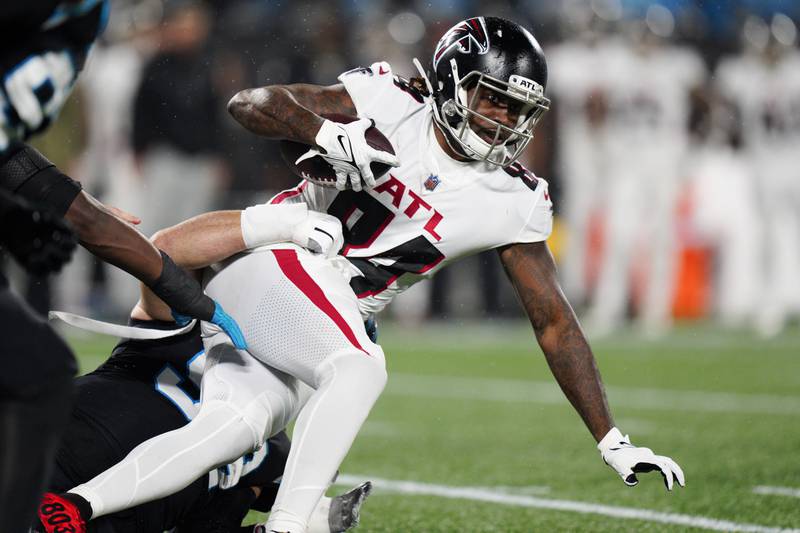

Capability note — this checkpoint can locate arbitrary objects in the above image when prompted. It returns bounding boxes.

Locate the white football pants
[208,246,386,533]
[70,339,309,516]
[72,246,386,533]
[586,148,681,334]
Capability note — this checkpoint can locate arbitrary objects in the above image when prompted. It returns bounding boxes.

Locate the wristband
[597,427,628,452]
[149,251,215,320]
[240,202,308,248]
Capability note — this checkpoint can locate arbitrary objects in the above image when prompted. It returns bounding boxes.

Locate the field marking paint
[337,474,799,533]
[386,373,800,416]
[378,322,800,352]
[753,486,800,498]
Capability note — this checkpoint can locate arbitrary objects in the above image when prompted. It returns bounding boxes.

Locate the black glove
[176,485,257,533]
[0,190,77,276]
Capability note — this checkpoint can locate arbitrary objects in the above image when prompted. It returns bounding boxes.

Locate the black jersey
[52,319,289,532]
[0,1,106,81]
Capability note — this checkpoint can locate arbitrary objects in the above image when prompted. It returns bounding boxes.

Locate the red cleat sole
[37,492,87,533]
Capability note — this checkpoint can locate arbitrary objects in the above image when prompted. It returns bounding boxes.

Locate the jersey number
[327,190,445,297]
[154,350,205,420]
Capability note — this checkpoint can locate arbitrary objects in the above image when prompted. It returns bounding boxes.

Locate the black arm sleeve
[0,143,82,217]
[148,251,216,320]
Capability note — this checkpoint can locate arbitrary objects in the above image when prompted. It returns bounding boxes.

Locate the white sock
[265,351,386,532]
[306,496,332,533]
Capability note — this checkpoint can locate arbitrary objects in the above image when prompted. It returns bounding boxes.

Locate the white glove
[217,455,245,490]
[291,211,344,258]
[241,202,308,247]
[240,203,343,257]
[597,427,685,491]
[314,118,400,192]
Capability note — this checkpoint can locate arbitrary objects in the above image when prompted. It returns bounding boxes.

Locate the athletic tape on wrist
[597,427,626,452]
[240,202,308,249]
[149,251,215,320]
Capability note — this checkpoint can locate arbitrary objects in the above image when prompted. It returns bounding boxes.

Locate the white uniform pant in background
[559,129,605,307]
[586,150,681,336]
[755,149,800,336]
[689,147,761,327]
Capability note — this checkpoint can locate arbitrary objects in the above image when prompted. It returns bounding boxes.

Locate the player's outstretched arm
[497,241,685,490]
[63,190,246,348]
[498,241,614,440]
[133,204,344,320]
[228,84,399,191]
[227,83,356,143]
[148,203,344,270]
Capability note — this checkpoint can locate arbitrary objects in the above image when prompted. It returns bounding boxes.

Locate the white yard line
[753,486,800,499]
[337,474,799,533]
[385,373,800,416]
[378,322,800,351]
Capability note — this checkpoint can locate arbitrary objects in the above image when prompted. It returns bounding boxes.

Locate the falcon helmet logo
[433,17,490,69]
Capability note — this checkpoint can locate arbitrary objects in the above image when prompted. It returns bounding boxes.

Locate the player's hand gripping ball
[280,113,398,191]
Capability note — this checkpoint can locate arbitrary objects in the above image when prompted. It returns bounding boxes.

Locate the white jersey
[547,39,610,145]
[270,61,553,317]
[603,41,705,155]
[715,50,800,155]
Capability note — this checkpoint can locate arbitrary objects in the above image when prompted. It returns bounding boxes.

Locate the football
[279,113,396,188]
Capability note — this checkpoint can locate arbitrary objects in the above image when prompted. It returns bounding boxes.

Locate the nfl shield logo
[424,174,440,191]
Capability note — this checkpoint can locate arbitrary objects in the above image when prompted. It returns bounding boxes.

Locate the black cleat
[328,481,372,532]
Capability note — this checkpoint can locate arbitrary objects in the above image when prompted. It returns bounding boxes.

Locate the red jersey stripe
[272,249,369,355]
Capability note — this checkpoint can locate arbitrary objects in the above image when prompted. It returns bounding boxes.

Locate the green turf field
[66,322,800,532]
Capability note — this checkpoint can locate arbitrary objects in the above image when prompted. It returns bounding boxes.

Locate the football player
[41,17,685,533]
[0,189,77,532]
[0,3,248,340]
[36,203,360,532]
[0,3,245,528]
[37,318,369,533]
[715,14,800,336]
[547,9,614,307]
[582,18,706,336]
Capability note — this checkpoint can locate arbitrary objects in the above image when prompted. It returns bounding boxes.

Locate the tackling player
[40,17,685,533]
[0,2,247,342]
[1,3,245,527]
[37,321,369,533]
[36,204,364,532]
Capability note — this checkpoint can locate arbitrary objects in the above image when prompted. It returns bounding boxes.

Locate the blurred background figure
[684,87,761,329]
[582,3,706,337]
[57,0,163,316]
[548,0,616,309]
[23,0,800,337]
[132,1,227,239]
[716,13,800,337]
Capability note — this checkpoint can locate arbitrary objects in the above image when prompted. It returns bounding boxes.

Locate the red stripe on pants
[272,249,369,355]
